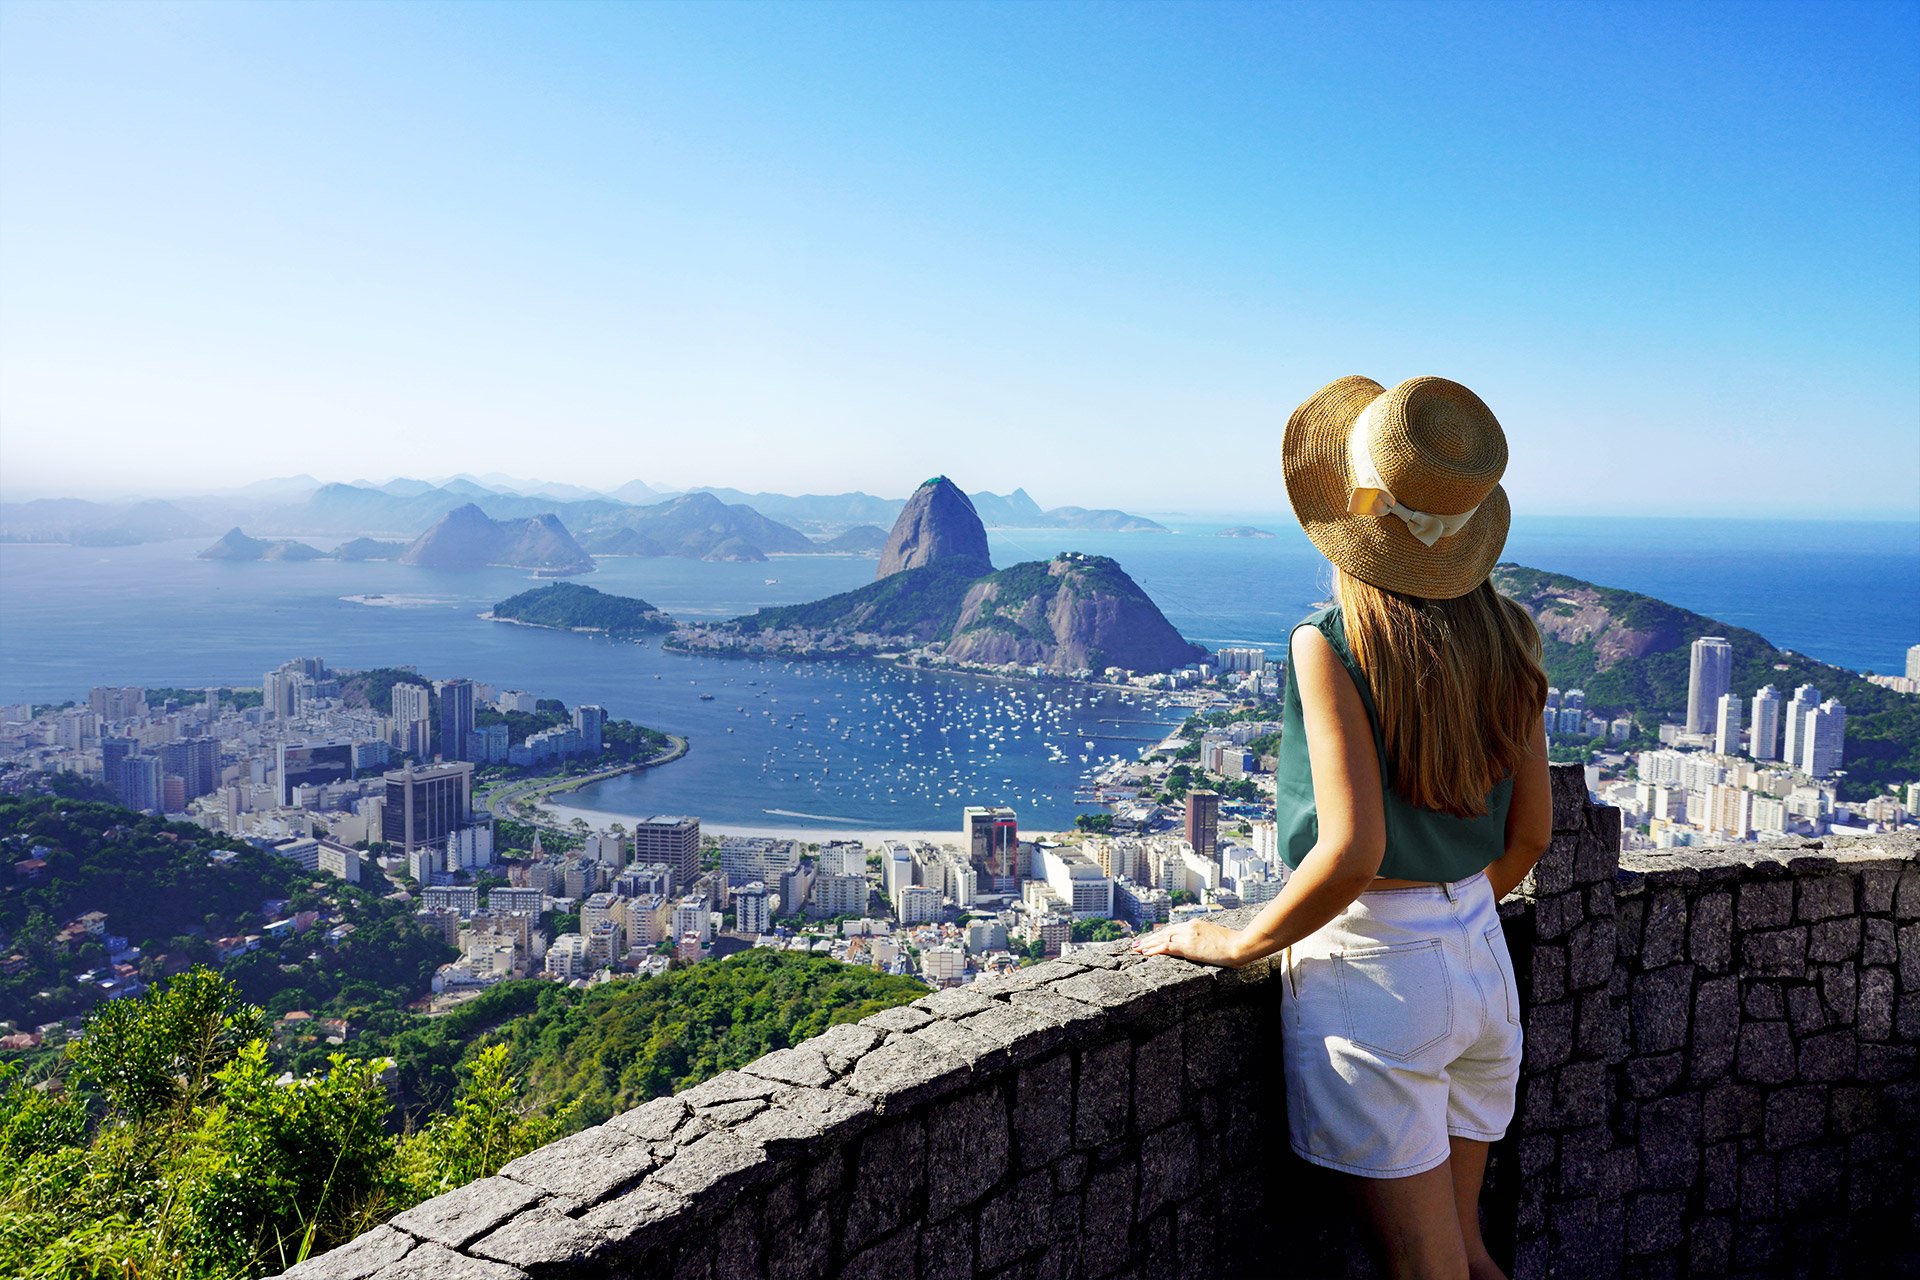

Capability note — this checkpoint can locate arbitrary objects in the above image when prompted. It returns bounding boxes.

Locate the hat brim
[1283,375,1510,600]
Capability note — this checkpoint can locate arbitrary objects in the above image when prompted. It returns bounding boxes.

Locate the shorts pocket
[1485,925,1521,1026]
[1333,938,1452,1059]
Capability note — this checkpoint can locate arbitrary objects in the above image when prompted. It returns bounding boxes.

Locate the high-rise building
[631,816,701,890]
[1686,637,1733,734]
[391,682,433,757]
[1749,685,1782,763]
[963,806,1020,894]
[437,679,475,762]
[381,761,473,852]
[1186,790,1221,861]
[278,741,354,806]
[1908,645,1920,683]
[1800,700,1847,779]
[115,752,162,812]
[733,881,771,935]
[572,704,607,754]
[1713,694,1743,757]
[1782,684,1821,769]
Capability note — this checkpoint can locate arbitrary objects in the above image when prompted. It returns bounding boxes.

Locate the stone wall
[281,767,1919,1280]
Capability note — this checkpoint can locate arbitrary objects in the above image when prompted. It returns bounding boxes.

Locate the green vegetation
[1495,564,1920,799]
[339,952,926,1129]
[1069,918,1127,943]
[1074,812,1115,834]
[337,667,431,718]
[490,582,673,635]
[729,558,990,639]
[0,970,553,1280]
[0,796,453,1028]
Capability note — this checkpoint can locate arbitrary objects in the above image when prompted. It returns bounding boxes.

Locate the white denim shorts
[1280,869,1523,1178]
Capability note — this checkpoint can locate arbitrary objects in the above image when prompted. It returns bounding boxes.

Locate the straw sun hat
[1282,375,1510,600]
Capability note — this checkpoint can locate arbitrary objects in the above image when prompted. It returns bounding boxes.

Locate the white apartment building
[1686,638,1732,734]
[1749,685,1782,763]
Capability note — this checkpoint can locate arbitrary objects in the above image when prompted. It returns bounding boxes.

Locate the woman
[1133,375,1552,1280]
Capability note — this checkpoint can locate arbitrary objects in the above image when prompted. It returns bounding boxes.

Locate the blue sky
[1,0,1916,516]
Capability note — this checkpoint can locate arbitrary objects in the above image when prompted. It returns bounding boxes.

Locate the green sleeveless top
[1274,606,1510,882]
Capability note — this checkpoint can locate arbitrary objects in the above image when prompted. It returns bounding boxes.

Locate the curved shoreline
[485,733,689,828]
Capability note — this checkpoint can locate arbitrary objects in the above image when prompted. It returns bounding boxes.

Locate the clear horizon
[2,2,1917,518]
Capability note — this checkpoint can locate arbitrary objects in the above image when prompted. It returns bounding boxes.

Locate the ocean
[1,515,1913,832]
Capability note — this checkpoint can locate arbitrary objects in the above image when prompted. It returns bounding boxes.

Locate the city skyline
[2,3,1917,515]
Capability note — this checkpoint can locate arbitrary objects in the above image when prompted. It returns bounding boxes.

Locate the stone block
[1860,867,1900,915]
[1624,1190,1685,1256]
[1523,998,1574,1071]
[1894,866,1920,920]
[958,1000,1066,1066]
[387,1177,542,1251]
[1858,1042,1915,1083]
[1637,1094,1700,1189]
[1001,989,1108,1039]
[842,1226,920,1280]
[916,986,998,1019]
[1736,1022,1795,1085]
[1630,966,1691,1055]
[768,1083,877,1145]
[579,1183,690,1259]
[1052,967,1154,1021]
[1807,917,1861,963]
[365,1241,529,1280]
[1625,1051,1682,1100]
[1865,918,1896,965]
[741,1045,835,1090]
[1074,1038,1132,1149]
[1081,1161,1138,1277]
[1743,979,1784,1019]
[1701,1081,1763,1143]
[1133,1026,1184,1132]
[1742,926,1808,977]
[843,1118,926,1252]
[1797,874,1854,922]
[1687,1215,1732,1274]
[1011,1051,1073,1169]
[1777,1143,1846,1213]
[864,1005,937,1034]
[1687,891,1733,971]
[730,1098,825,1157]
[1639,891,1686,967]
[844,1035,970,1112]
[1184,1003,1255,1090]
[809,1022,885,1077]
[713,1204,761,1280]
[1549,765,1589,832]
[498,1125,659,1209]
[977,1169,1052,1272]
[1798,1030,1857,1082]
[1567,920,1615,990]
[1739,1154,1775,1218]
[1701,1141,1738,1211]
[909,1017,1010,1073]
[1738,880,1795,932]
[650,1130,773,1204]
[1577,987,1620,1058]
[1136,1119,1200,1220]
[926,1087,1010,1220]
[1689,975,1739,1083]
[469,1207,611,1272]
[918,1215,974,1280]
[1819,964,1857,1025]
[1614,895,1645,959]
[1828,1085,1884,1135]
[1530,943,1567,1004]
[676,1071,776,1109]
[1764,1084,1827,1151]
[608,1096,689,1144]
[1786,984,1829,1037]
[1900,923,1920,991]
[281,1226,414,1280]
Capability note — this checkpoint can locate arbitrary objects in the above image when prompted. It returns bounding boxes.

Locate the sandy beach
[538,797,999,850]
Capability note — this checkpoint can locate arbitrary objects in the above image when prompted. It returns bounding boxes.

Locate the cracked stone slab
[675,1070,776,1109]
[844,1034,972,1111]
[999,988,1108,1036]
[1124,955,1221,1003]
[769,1083,879,1143]
[864,1005,937,1034]
[497,1125,660,1209]
[278,1225,416,1280]
[741,1045,836,1089]
[957,999,1068,1064]
[906,1016,1009,1072]
[649,1128,775,1201]
[387,1176,543,1251]
[731,1099,827,1156]
[579,1183,692,1257]
[914,986,998,1019]
[367,1241,529,1280]
[699,1098,768,1127]
[808,1022,884,1076]
[469,1207,613,1272]
[1051,966,1150,1012]
[606,1096,689,1143]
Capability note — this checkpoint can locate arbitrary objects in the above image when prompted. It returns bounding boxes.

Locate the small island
[488,582,674,636]
[1215,526,1276,539]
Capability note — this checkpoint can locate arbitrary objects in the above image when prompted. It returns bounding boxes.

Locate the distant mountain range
[1,476,1167,553]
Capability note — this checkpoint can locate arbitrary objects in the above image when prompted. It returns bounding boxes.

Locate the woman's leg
[1446,1136,1507,1280]
[1349,1162,1470,1280]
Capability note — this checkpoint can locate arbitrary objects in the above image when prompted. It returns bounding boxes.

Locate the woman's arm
[1485,717,1552,900]
[1133,624,1384,968]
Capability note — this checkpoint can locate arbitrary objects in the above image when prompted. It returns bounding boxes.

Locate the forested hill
[0,796,452,1027]
[490,581,674,634]
[1492,563,1919,798]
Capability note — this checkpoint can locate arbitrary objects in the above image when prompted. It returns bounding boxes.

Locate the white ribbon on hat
[1345,396,1479,548]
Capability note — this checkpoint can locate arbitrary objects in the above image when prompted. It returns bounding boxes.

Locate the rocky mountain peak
[875,476,992,580]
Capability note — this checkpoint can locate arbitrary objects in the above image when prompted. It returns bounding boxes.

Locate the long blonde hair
[1334,568,1549,818]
